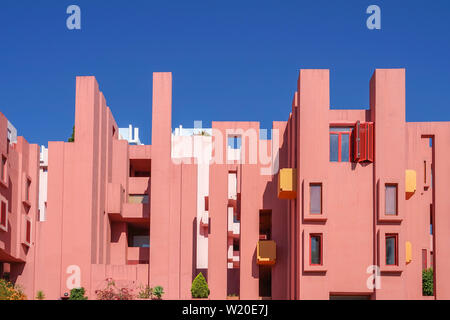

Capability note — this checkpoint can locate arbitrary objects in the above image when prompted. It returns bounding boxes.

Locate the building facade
[1,69,450,300]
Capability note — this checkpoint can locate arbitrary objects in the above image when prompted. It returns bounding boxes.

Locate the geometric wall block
[405,170,416,194]
[405,241,412,263]
[257,240,276,265]
[278,168,297,200]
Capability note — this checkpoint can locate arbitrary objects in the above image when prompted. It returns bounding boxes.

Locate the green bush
[36,290,45,300]
[191,272,210,298]
[153,286,164,300]
[69,287,88,300]
[422,267,434,296]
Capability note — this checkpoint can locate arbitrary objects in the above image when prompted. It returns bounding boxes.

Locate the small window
[132,235,149,248]
[310,184,322,214]
[25,178,31,202]
[233,238,240,251]
[385,234,398,266]
[227,135,242,149]
[330,127,352,162]
[128,194,149,204]
[26,218,32,245]
[1,156,6,182]
[385,184,397,215]
[310,234,322,265]
[0,201,7,231]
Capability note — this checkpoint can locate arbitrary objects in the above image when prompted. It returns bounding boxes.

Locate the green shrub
[36,290,45,300]
[69,287,88,300]
[422,267,434,296]
[153,286,164,300]
[191,272,210,298]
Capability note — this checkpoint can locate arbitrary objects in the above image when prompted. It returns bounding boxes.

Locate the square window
[385,184,397,215]
[385,234,398,266]
[310,234,322,265]
[310,184,322,214]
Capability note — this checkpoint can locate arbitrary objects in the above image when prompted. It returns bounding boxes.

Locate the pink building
[1,68,450,300]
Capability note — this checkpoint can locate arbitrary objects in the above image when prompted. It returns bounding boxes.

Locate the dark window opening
[386,234,398,266]
[310,234,322,265]
[259,210,272,240]
[259,266,271,298]
[128,225,150,248]
[129,159,151,177]
[233,238,240,252]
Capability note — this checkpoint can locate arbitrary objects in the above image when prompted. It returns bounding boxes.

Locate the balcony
[122,203,149,222]
[107,183,125,218]
[257,240,276,266]
[128,177,150,195]
[278,168,297,200]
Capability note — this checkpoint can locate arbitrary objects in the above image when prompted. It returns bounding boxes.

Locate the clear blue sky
[0,0,449,146]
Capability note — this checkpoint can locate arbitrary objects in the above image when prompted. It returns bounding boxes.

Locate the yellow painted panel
[278,168,297,199]
[405,241,412,263]
[405,170,416,194]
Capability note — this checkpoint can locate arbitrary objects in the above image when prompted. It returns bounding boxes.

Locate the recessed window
[227,135,241,149]
[330,127,352,162]
[25,178,31,202]
[132,235,149,248]
[128,194,149,204]
[25,218,31,245]
[310,234,322,265]
[1,156,6,182]
[0,201,7,231]
[310,184,322,214]
[385,184,397,215]
[385,234,398,265]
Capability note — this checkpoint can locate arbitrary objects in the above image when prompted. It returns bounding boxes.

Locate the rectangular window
[1,156,6,182]
[424,161,427,184]
[128,194,149,204]
[310,234,322,265]
[329,127,352,162]
[310,184,322,214]
[385,234,398,266]
[132,235,149,248]
[227,135,242,149]
[26,219,31,244]
[0,201,7,231]
[385,184,397,215]
[25,179,31,201]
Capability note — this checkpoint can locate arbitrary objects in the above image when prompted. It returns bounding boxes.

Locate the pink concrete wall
[3,69,450,300]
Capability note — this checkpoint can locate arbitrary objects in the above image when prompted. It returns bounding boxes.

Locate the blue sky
[0,0,449,146]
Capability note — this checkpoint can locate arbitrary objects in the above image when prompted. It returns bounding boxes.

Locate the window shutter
[354,121,361,161]
[353,122,374,163]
